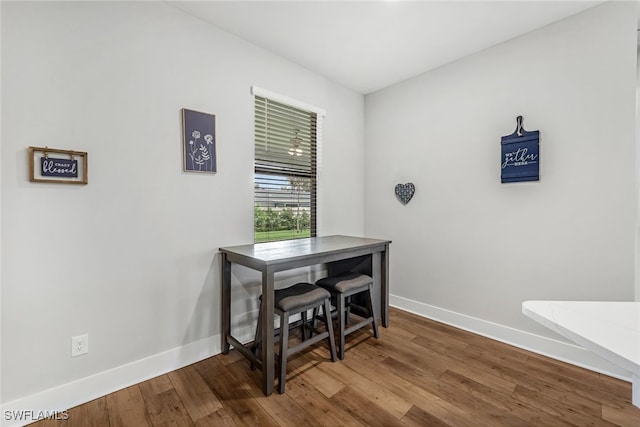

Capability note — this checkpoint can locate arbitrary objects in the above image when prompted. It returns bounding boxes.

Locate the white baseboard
[0,330,243,427]
[2,296,631,426]
[1,271,324,426]
[389,294,632,382]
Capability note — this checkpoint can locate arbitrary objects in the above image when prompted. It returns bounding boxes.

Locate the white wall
[0,0,3,409]
[0,1,364,407]
[2,0,637,416]
[637,34,640,303]
[365,2,637,358]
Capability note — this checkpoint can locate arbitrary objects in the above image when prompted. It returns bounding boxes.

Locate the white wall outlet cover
[71,334,89,357]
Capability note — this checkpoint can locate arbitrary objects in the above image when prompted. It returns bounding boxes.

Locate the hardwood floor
[33,308,640,426]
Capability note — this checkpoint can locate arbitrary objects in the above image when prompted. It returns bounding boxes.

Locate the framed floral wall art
[182,108,216,173]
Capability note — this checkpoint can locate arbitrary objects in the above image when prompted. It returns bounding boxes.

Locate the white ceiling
[170,1,604,94]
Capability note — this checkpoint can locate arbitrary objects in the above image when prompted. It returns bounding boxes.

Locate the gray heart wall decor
[395,183,415,205]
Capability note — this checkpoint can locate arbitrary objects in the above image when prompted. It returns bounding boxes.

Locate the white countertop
[522,300,640,407]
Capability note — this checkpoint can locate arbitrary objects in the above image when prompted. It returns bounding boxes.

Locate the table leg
[381,244,390,327]
[221,253,231,354]
[261,267,275,395]
[633,374,639,408]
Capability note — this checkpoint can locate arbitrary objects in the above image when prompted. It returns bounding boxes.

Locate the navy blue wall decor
[182,108,216,173]
[41,157,78,178]
[28,146,88,185]
[395,183,415,205]
[500,116,539,183]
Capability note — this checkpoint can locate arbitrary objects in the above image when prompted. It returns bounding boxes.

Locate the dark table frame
[220,235,391,396]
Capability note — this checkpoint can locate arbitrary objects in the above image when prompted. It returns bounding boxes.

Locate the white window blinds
[254,95,318,243]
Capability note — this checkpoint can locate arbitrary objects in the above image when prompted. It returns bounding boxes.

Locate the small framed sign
[501,116,539,183]
[28,146,88,185]
[182,108,216,174]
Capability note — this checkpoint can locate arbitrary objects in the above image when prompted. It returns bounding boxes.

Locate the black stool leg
[278,310,290,394]
[323,299,337,362]
[310,307,318,337]
[337,293,346,360]
[345,295,352,325]
[309,307,318,336]
[250,304,263,370]
[367,283,379,339]
[301,310,307,341]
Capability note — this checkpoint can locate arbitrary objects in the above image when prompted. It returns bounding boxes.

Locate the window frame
[252,87,324,243]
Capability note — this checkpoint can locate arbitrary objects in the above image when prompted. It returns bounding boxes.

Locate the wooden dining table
[220,235,391,396]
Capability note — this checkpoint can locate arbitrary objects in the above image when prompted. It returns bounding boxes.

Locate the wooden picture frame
[182,108,217,174]
[28,146,88,185]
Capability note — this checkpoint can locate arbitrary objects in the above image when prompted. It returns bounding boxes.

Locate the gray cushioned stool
[315,272,379,359]
[252,282,337,393]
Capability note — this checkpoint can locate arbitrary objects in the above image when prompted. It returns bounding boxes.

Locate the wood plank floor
[33,308,640,426]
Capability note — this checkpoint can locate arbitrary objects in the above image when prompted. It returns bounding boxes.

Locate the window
[253,91,319,243]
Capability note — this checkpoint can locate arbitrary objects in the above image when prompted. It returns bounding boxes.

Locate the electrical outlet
[71,334,88,357]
